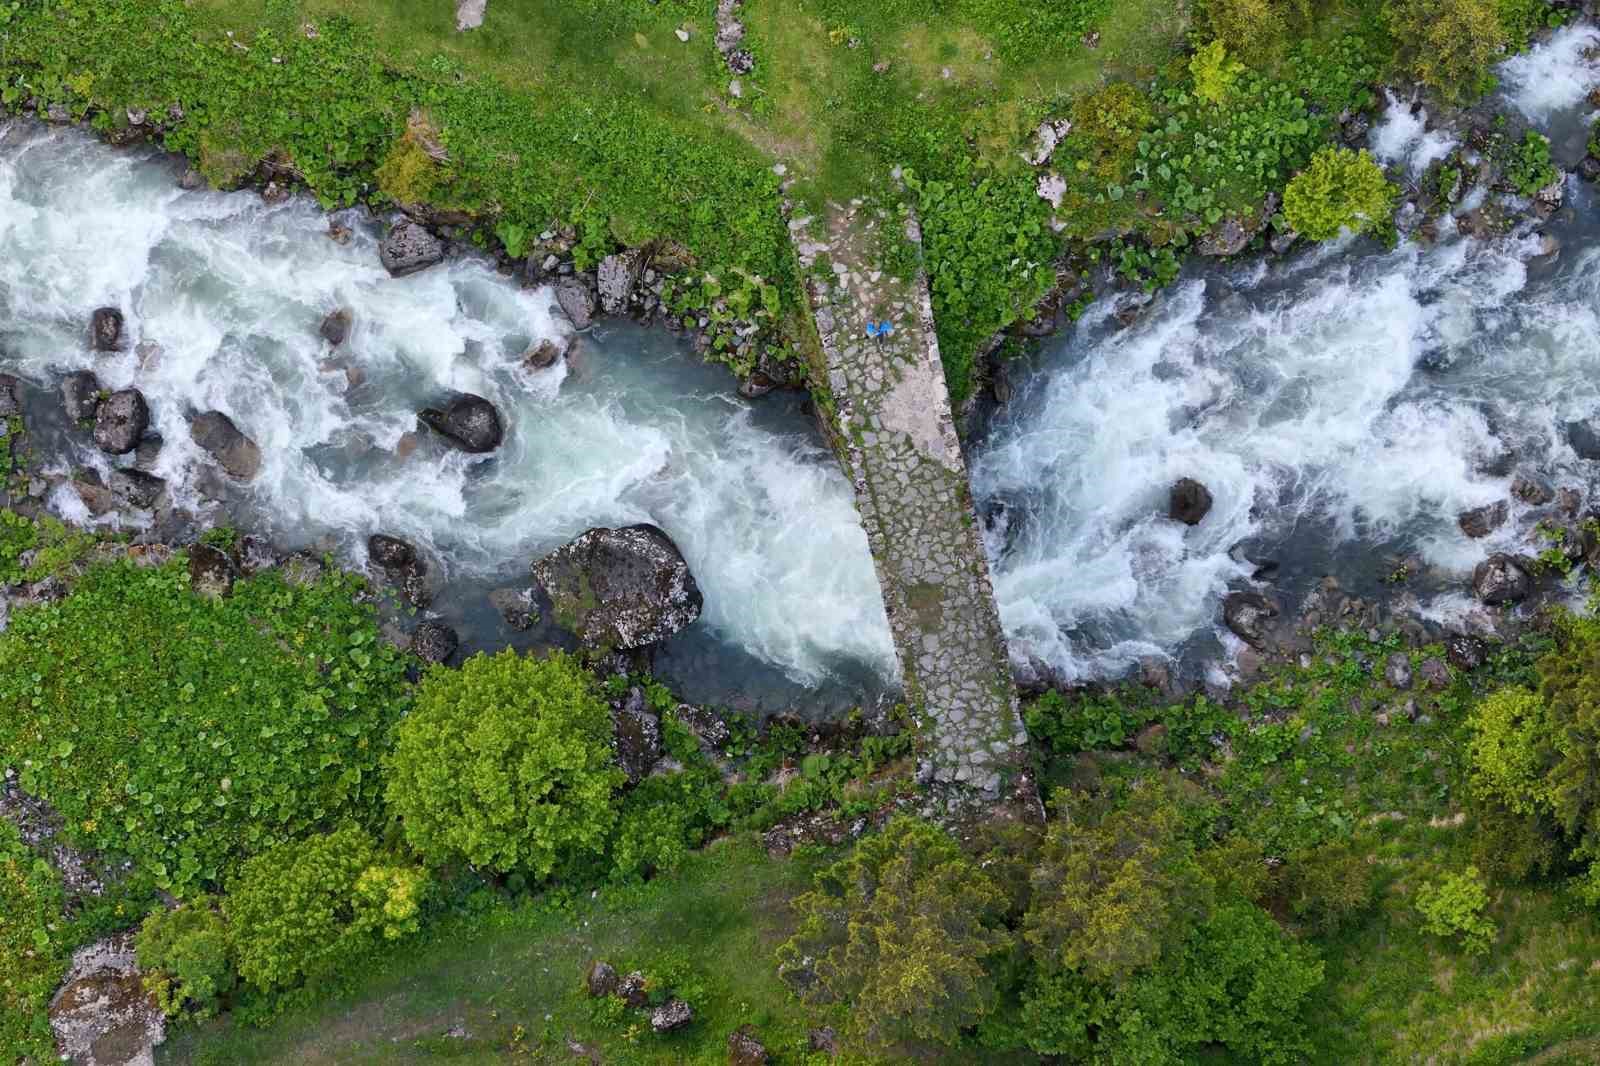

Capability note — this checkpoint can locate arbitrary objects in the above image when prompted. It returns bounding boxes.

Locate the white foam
[1500,23,1600,121]
[1368,90,1456,177]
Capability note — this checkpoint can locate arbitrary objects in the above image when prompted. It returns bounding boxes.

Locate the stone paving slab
[790,197,1029,802]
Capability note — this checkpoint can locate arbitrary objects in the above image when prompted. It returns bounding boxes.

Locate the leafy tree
[134,898,235,1017]
[1467,685,1551,816]
[1191,40,1245,106]
[1196,0,1310,64]
[1282,147,1397,241]
[385,650,622,877]
[1024,777,1215,984]
[224,826,428,993]
[1385,0,1507,101]
[1280,839,1377,934]
[776,816,1013,1049]
[1415,865,1496,955]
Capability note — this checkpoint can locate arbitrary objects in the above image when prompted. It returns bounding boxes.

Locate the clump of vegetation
[385,650,622,878]
[1505,130,1560,198]
[1385,0,1508,101]
[135,898,235,1018]
[1415,865,1497,955]
[1282,147,1397,241]
[0,819,66,1061]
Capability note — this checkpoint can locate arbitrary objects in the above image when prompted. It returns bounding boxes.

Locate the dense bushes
[134,898,235,1017]
[0,819,65,1061]
[1415,866,1497,955]
[0,556,409,896]
[1282,147,1397,241]
[1385,0,1507,101]
[385,650,621,877]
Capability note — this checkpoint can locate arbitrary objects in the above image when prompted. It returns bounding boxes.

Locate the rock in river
[1473,553,1531,606]
[61,371,102,423]
[90,306,125,352]
[1222,590,1277,649]
[531,524,704,650]
[556,277,596,330]
[93,389,148,455]
[597,250,642,316]
[1457,500,1508,539]
[411,620,459,665]
[0,373,22,417]
[419,394,504,453]
[378,218,445,278]
[1168,477,1213,525]
[189,411,262,480]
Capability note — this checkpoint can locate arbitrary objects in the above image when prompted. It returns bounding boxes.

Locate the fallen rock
[1198,216,1252,257]
[419,394,504,453]
[531,524,704,650]
[1473,553,1531,605]
[1222,590,1278,649]
[1384,651,1412,690]
[411,620,459,665]
[1446,633,1487,671]
[651,998,693,1034]
[1169,478,1213,526]
[61,371,103,423]
[1510,473,1554,505]
[522,338,565,371]
[48,934,165,1066]
[189,411,262,480]
[617,971,649,1008]
[367,534,430,607]
[1458,501,1508,539]
[556,278,596,330]
[728,1026,769,1066]
[585,960,619,998]
[320,308,353,346]
[378,218,445,278]
[1417,657,1451,690]
[188,543,236,599]
[90,307,125,352]
[596,250,643,317]
[93,389,149,455]
[0,373,23,417]
[614,687,662,786]
[488,586,539,630]
[109,468,166,509]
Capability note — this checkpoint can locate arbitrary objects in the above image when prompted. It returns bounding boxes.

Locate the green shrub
[1504,131,1559,198]
[385,650,621,877]
[1282,147,1396,241]
[1191,40,1244,106]
[609,767,730,882]
[224,826,427,994]
[0,553,409,896]
[1467,685,1551,816]
[1415,865,1497,955]
[0,819,65,1061]
[134,898,235,1017]
[1195,0,1310,63]
[1385,0,1507,101]
[1280,839,1377,934]
[776,816,1013,1049]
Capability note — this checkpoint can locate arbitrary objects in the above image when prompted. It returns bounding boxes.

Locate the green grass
[160,836,844,1065]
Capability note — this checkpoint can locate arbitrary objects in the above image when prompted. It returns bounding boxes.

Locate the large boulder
[378,218,445,278]
[1457,501,1508,539]
[556,277,596,330]
[61,371,103,423]
[1222,590,1278,649]
[411,620,459,664]
[651,999,693,1034]
[419,394,504,453]
[0,373,22,417]
[93,389,149,455]
[1473,553,1531,605]
[1168,478,1213,526]
[188,543,236,600]
[367,533,430,607]
[189,411,262,480]
[531,524,703,650]
[90,307,125,352]
[109,469,167,509]
[1566,419,1600,460]
[596,251,642,316]
[48,934,165,1066]
[728,1026,769,1066]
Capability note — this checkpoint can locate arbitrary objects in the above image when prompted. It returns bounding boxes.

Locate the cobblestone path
[789,197,1029,802]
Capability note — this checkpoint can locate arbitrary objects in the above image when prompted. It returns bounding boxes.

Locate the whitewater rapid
[973,24,1600,683]
[0,122,896,701]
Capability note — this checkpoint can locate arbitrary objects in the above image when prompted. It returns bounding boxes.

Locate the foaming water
[1369,91,1456,177]
[0,123,896,706]
[975,185,1600,683]
[1500,23,1600,123]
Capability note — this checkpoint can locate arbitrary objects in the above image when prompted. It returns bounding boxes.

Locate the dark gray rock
[1384,651,1412,690]
[728,1026,768,1066]
[614,688,662,785]
[320,308,353,346]
[1510,474,1554,505]
[234,535,279,575]
[808,1028,839,1055]
[419,394,503,453]
[1579,155,1600,182]
[93,389,148,455]
[596,251,642,316]
[61,371,102,423]
[1446,633,1487,671]
[108,468,166,509]
[650,999,693,1034]
[674,703,731,750]
[1473,553,1531,605]
[556,277,596,330]
[488,586,539,630]
[379,218,445,278]
[48,935,165,1066]
[1566,420,1600,460]
[1417,657,1451,690]
[585,960,619,998]
[1197,217,1252,257]
[280,551,327,588]
[1222,590,1278,649]
[367,533,417,569]
[368,534,430,608]
[0,374,22,418]
[411,621,459,665]
[617,971,649,1008]
[90,307,125,352]
[1169,478,1213,525]
[532,524,704,650]
[190,411,262,480]
[1458,500,1508,539]
[188,543,236,600]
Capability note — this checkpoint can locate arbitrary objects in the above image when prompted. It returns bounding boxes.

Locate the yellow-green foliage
[1385,0,1507,101]
[776,816,1012,1049]
[134,899,235,1018]
[1196,0,1310,63]
[1,820,65,1061]
[384,650,621,877]
[1415,865,1497,955]
[375,134,445,208]
[1191,40,1245,106]
[1282,147,1397,241]
[224,826,428,994]
[1468,685,1551,816]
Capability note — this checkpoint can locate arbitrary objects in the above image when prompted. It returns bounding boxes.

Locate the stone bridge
[788,198,1031,806]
